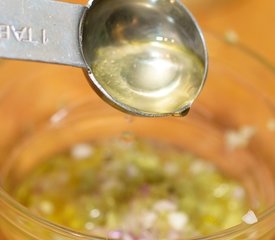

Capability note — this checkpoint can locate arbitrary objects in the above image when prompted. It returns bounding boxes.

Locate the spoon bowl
[80,0,208,116]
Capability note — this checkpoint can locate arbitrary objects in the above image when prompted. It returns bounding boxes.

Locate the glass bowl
[0,33,274,240]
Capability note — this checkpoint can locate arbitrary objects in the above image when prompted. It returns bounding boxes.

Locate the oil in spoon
[92,40,204,114]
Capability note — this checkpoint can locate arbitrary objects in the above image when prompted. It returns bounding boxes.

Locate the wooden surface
[184,0,275,66]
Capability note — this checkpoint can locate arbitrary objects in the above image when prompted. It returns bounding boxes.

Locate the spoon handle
[0,0,86,67]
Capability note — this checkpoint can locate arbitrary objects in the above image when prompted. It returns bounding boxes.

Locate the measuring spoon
[0,0,208,117]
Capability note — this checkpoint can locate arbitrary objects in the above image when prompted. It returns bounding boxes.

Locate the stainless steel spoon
[0,0,208,117]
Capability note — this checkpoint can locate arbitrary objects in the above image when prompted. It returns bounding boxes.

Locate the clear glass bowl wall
[0,34,274,240]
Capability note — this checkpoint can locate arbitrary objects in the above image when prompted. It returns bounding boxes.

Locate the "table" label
[0,24,48,45]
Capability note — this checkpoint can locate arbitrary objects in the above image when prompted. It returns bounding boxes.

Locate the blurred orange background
[0,0,274,155]
[185,0,275,66]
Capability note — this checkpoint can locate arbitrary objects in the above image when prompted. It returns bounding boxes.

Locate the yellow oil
[92,41,204,114]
